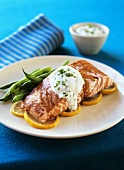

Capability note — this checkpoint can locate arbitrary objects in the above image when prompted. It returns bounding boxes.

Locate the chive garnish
[54,80,60,88]
[59,69,66,74]
[62,81,66,86]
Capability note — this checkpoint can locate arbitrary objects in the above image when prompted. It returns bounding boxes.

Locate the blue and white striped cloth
[0,14,64,69]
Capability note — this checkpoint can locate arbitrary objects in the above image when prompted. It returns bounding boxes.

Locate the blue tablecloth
[0,0,124,169]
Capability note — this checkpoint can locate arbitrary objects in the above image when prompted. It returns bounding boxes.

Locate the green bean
[0,81,17,90]
[11,69,54,101]
[20,67,52,84]
[21,70,53,87]
[11,87,21,96]
[12,87,28,96]
[12,83,37,102]
[21,81,35,89]
[0,61,69,102]
[0,68,40,91]
[22,69,43,83]
[12,91,30,103]
[37,71,53,78]
[0,68,42,100]
[62,60,70,66]
[0,91,11,101]
[8,67,51,94]
[0,78,32,101]
[31,67,52,77]
[9,79,27,93]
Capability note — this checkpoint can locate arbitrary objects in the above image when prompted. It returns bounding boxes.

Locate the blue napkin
[0,14,64,69]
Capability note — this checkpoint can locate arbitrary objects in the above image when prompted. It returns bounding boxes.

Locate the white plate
[0,55,124,139]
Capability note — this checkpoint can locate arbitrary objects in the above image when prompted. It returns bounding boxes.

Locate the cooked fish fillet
[69,60,113,98]
[22,60,113,123]
[22,77,69,123]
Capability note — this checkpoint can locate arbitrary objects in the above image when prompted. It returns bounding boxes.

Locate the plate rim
[1,55,124,80]
[0,55,123,75]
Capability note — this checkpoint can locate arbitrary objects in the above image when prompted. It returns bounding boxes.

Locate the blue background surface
[0,0,124,170]
[0,0,124,74]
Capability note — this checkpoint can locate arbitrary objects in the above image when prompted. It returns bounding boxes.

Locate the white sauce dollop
[49,66,85,110]
[76,24,104,36]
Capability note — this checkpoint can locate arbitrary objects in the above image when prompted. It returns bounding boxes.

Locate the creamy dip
[49,66,85,110]
[75,24,104,36]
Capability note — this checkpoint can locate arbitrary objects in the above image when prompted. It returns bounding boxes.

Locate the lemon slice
[81,93,102,106]
[24,111,60,129]
[10,101,24,118]
[101,83,117,95]
[60,105,81,117]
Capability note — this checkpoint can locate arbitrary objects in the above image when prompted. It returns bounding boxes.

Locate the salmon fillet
[70,60,113,98]
[22,60,113,123]
[22,77,69,123]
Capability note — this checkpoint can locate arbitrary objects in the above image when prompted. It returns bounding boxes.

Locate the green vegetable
[21,71,53,89]
[31,67,52,77]
[0,91,11,101]
[22,69,42,83]
[12,91,31,103]
[62,60,70,66]
[21,81,36,89]
[0,60,70,102]
[0,81,17,90]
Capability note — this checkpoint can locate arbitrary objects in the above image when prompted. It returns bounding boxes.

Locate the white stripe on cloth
[0,13,64,68]
[19,30,48,54]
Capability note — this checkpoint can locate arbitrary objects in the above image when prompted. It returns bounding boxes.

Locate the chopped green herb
[88,24,93,28]
[65,73,76,78]
[62,81,66,86]
[54,80,60,88]
[85,30,89,33]
[54,84,57,88]
[65,73,73,77]
[59,69,66,74]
